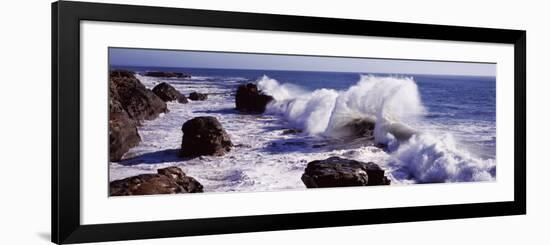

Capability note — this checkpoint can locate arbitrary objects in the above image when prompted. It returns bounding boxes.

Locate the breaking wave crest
[257,74,496,183]
[259,75,424,140]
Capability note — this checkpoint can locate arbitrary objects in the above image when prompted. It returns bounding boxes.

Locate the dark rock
[144,71,190,78]
[181,117,232,157]
[109,166,203,196]
[109,97,141,161]
[330,118,376,139]
[110,70,168,121]
[330,118,416,142]
[301,157,390,188]
[108,70,169,161]
[108,72,141,161]
[177,94,189,104]
[312,144,327,148]
[110,70,135,77]
[345,118,375,137]
[188,92,208,101]
[152,82,185,103]
[282,129,303,135]
[235,83,274,113]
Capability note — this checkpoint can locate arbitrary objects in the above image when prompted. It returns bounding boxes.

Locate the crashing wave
[259,74,423,140]
[392,133,496,183]
[258,74,495,183]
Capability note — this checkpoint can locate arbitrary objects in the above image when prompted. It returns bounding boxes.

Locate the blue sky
[109,47,496,77]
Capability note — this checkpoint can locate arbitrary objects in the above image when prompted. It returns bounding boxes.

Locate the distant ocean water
[110,65,496,188]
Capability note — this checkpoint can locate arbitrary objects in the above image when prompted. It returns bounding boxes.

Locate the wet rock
[345,118,375,137]
[110,70,167,121]
[109,166,203,196]
[301,157,390,188]
[329,118,376,139]
[177,94,189,104]
[108,72,142,161]
[282,129,303,135]
[109,97,141,161]
[144,71,190,78]
[152,82,186,103]
[181,116,232,157]
[110,70,135,77]
[188,92,208,101]
[235,83,274,113]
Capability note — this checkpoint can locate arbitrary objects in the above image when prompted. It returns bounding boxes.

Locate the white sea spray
[259,74,496,183]
[111,73,496,190]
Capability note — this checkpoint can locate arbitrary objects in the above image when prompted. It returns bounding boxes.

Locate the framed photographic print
[52,1,526,244]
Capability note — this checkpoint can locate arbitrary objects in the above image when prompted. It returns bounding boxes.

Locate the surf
[258,74,496,183]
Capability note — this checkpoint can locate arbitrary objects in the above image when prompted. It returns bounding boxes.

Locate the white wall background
[0,0,546,244]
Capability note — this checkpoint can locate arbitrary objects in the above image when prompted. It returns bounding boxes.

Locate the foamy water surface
[109,72,496,192]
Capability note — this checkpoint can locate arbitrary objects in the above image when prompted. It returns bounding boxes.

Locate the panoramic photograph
[108,47,496,196]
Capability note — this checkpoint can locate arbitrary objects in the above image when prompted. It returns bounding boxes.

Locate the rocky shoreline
[109,70,391,196]
[109,70,166,161]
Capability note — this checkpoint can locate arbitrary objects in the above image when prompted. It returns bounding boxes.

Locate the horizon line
[109,64,497,78]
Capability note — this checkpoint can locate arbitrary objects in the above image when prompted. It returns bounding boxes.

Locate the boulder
[109,97,141,161]
[108,74,141,161]
[109,166,203,196]
[301,157,390,188]
[144,71,190,78]
[177,94,189,104]
[235,83,274,113]
[152,82,186,103]
[327,118,376,139]
[343,118,376,139]
[188,92,208,101]
[181,117,232,157]
[110,70,168,121]
[331,118,417,142]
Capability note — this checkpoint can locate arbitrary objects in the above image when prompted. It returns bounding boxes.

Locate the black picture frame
[52,1,526,244]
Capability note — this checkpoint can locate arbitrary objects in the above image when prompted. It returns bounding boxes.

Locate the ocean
[110,66,497,191]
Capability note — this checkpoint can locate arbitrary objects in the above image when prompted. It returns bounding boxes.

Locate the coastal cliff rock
[110,70,168,121]
[109,97,141,161]
[235,83,274,113]
[109,166,203,196]
[144,71,190,78]
[152,82,187,103]
[188,92,208,101]
[181,116,232,157]
[109,71,141,161]
[109,70,169,161]
[301,157,390,188]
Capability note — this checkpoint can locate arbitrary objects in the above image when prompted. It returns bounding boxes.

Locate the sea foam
[258,74,496,183]
[259,74,424,140]
[392,133,496,182]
